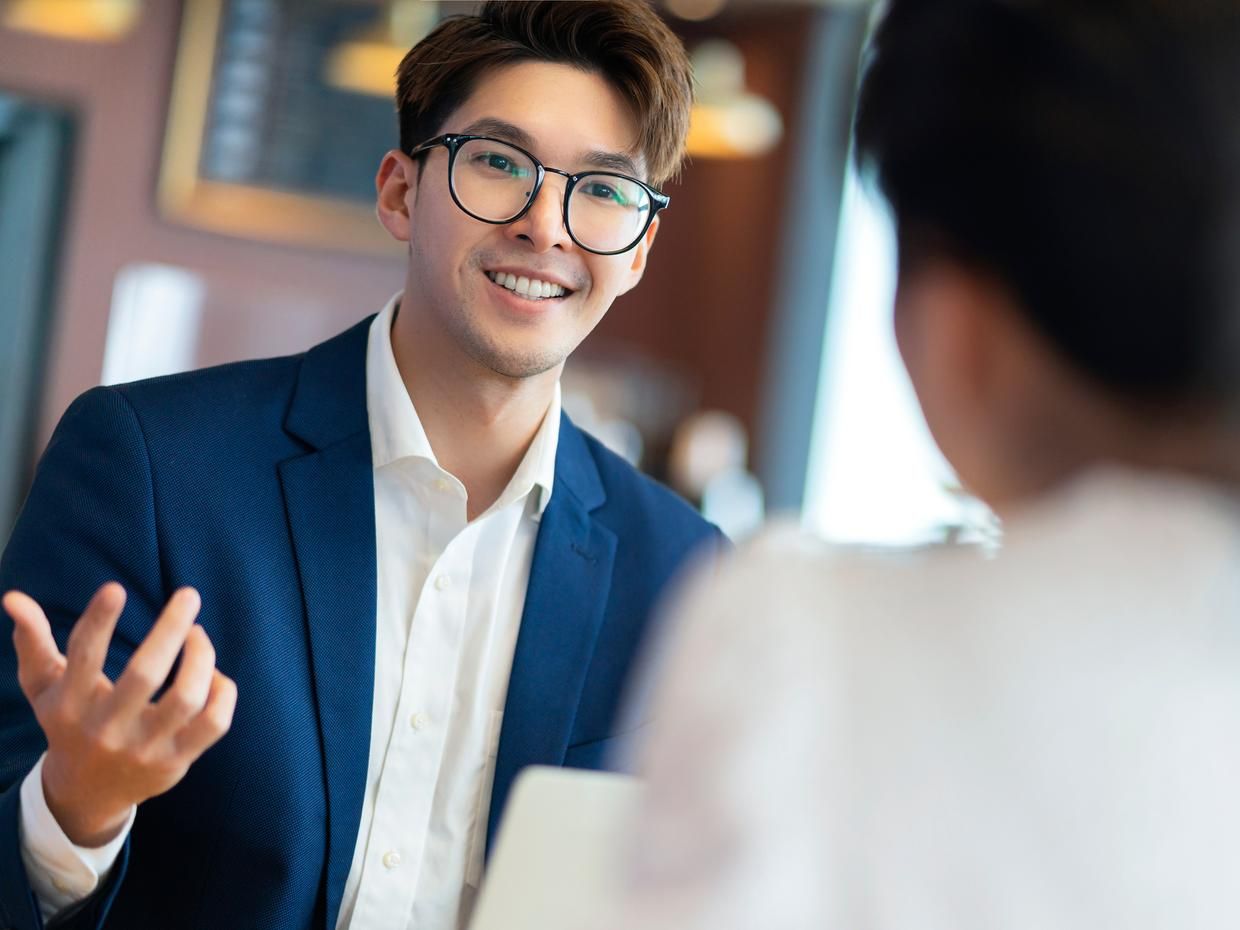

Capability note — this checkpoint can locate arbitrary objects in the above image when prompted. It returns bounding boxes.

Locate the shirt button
[434,574,451,592]
[382,850,402,870]
[52,877,69,893]
[409,712,427,731]
[435,478,452,493]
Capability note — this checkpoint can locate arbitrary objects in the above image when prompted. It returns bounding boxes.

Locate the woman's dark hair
[854,0,1240,407]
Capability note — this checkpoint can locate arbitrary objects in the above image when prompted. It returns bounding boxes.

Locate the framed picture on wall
[159,0,465,254]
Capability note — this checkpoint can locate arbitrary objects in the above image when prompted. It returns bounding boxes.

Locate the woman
[615,1,1240,926]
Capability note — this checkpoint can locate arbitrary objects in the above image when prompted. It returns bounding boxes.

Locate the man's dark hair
[854,0,1240,407]
[396,0,694,188]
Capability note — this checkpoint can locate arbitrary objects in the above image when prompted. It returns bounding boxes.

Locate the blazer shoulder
[100,315,374,449]
[37,347,310,479]
[108,352,304,414]
[577,428,722,547]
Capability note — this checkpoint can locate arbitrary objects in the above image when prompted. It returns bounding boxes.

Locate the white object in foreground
[469,767,641,930]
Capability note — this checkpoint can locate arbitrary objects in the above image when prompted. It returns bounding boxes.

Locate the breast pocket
[464,708,504,889]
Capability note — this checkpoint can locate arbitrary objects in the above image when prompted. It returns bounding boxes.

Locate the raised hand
[3,583,237,847]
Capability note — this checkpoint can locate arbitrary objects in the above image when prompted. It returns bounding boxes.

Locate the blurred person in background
[0,2,721,929]
[614,1,1240,926]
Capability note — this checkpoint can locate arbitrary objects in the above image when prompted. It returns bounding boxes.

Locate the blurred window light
[803,166,972,545]
[103,264,205,386]
[2,0,140,42]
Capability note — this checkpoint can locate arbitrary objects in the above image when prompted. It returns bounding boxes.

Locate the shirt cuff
[17,753,135,920]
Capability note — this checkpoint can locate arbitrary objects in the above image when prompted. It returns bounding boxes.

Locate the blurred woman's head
[854,0,1240,510]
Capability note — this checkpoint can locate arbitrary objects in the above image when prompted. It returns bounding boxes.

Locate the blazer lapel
[278,318,377,930]
[486,416,617,849]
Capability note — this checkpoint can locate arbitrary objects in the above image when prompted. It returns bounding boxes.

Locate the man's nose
[505,174,574,253]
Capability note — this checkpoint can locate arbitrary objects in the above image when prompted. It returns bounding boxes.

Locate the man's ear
[375,150,418,242]
[616,214,660,297]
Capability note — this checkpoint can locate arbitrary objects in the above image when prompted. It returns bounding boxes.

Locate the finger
[110,588,201,717]
[146,625,215,737]
[174,670,236,760]
[4,590,66,700]
[62,583,126,703]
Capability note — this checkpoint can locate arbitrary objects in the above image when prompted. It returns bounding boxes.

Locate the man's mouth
[485,270,573,301]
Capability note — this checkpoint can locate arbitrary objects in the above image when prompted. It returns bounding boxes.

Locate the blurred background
[0,0,986,549]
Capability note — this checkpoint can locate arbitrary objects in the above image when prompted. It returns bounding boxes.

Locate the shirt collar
[366,292,559,517]
[506,378,560,520]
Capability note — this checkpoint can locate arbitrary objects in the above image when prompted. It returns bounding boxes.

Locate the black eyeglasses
[408,133,669,256]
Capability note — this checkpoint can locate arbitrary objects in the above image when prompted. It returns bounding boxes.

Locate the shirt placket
[351,473,476,927]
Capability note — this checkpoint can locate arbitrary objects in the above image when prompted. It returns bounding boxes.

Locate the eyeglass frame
[408,133,670,256]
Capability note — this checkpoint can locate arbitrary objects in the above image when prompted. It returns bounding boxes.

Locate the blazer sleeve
[0,387,167,930]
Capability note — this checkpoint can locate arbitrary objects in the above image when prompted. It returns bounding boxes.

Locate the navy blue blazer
[0,317,721,930]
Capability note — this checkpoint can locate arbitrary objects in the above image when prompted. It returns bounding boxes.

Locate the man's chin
[446,310,573,380]
[463,337,565,381]
[483,354,564,381]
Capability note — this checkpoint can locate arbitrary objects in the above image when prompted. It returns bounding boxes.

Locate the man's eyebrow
[458,117,646,179]
[458,118,538,151]
[581,149,643,178]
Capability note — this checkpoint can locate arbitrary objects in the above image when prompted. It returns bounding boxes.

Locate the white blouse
[615,469,1240,930]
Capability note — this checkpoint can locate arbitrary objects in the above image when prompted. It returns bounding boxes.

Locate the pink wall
[0,1,407,451]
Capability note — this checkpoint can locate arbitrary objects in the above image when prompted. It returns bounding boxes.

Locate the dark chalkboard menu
[159,0,471,253]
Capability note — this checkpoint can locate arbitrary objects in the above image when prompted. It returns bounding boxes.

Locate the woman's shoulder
[667,519,984,675]
[715,520,981,616]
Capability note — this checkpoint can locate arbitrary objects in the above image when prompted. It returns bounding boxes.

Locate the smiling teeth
[487,271,568,299]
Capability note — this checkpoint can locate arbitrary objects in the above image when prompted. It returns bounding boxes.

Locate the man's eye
[474,153,528,177]
[584,182,626,205]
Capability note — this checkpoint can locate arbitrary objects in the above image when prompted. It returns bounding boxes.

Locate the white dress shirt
[20,293,560,930]
[614,469,1240,930]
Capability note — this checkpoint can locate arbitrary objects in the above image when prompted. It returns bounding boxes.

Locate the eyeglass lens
[450,137,652,253]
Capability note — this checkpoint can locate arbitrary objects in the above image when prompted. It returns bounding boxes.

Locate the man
[0,3,717,928]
